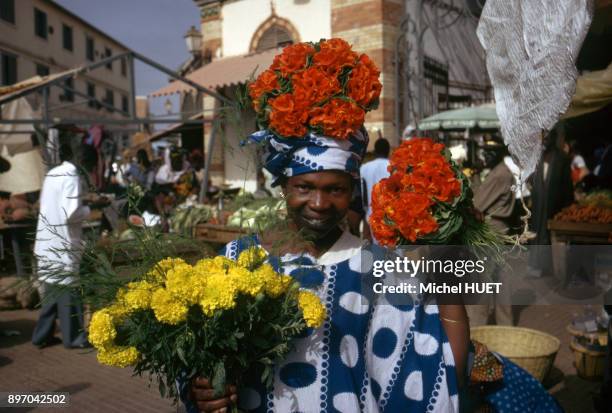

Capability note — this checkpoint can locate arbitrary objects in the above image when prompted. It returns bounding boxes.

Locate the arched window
[255,24,293,52]
[250,17,300,53]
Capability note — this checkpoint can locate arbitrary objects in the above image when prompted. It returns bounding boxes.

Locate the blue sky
[55,0,200,97]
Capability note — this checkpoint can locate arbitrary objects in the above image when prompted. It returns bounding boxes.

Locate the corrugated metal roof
[149,48,278,97]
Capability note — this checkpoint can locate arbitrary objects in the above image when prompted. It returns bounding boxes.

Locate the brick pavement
[0,310,176,413]
[0,304,605,413]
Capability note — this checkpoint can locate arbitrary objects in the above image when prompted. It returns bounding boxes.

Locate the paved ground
[0,310,176,413]
[0,304,604,413]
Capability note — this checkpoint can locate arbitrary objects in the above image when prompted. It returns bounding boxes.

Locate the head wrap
[245,128,369,186]
[244,38,379,187]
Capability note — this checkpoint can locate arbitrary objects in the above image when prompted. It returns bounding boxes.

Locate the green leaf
[158,379,166,398]
[250,336,270,348]
[212,361,226,397]
[176,346,187,366]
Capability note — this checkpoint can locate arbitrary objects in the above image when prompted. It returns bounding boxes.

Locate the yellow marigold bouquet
[89,248,326,400]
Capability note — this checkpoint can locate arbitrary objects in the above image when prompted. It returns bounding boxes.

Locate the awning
[149,113,205,141]
[0,69,81,104]
[150,48,278,97]
[562,63,612,119]
[419,103,500,130]
[0,98,37,155]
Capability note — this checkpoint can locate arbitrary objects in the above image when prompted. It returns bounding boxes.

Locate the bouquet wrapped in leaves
[248,38,382,139]
[88,247,326,402]
[370,137,507,249]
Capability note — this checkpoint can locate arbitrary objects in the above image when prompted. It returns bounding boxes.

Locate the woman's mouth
[301,215,333,228]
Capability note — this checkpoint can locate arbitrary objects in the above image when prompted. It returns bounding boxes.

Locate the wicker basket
[569,339,606,381]
[471,326,560,382]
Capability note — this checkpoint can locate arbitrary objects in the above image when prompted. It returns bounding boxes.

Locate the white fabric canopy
[563,63,612,119]
[0,146,45,194]
[477,0,593,180]
[0,98,36,155]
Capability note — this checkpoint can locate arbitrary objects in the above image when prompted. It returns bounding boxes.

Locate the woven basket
[471,326,560,382]
[569,339,606,381]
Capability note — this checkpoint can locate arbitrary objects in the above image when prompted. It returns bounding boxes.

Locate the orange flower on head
[346,54,382,108]
[249,69,280,111]
[268,94,309,138]
[270,43,315,77]
[292,67,341,106]
[309,98,365,139]
[312,38,358,75]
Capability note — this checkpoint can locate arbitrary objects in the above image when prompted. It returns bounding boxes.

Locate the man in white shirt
[155,147,190,185]
[359,138,390,241]
[32,144,92,349]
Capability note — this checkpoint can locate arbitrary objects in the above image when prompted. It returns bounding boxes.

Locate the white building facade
[0,0,131,128]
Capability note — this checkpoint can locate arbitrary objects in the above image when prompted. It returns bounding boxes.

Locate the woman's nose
[309,190,330,210]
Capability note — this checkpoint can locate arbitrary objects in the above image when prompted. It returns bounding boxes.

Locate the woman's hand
[190,377,237,413]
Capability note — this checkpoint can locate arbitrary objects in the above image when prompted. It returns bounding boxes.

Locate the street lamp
[184,26,202,56]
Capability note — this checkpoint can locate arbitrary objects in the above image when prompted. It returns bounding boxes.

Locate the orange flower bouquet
[370,138,507,248]
[248,38,381,139]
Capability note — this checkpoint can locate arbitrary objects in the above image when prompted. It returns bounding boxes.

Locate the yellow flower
[297,290,326,328]
[256,264,293,297]
[199,272,237,316]
[97,345,139,368]
[89,309,117,349]
[121,281,156,311]
[237,247,267,269]
[106,303,130,321]
[151,288,189,325]
[165,263,200,303]
[146,257,187,283]
[194,256,235,274]
[228,266,265,297]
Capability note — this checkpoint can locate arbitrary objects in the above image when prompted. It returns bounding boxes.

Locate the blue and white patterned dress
[220,231,460,413]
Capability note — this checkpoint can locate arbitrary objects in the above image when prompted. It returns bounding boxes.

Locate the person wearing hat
[182,39,467,413]
[185,40,561,413]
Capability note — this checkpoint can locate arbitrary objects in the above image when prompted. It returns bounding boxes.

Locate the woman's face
[283,171,353,237]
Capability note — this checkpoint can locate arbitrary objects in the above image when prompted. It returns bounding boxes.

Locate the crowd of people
[8,36,608,411]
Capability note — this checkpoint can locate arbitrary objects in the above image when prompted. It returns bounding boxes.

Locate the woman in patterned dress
[185,128,469,413]
[184,126,563,413]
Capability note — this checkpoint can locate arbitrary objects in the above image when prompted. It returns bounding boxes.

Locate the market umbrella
[418,103,500,131]
[562,62,612,119]
[0,97,36,155]
[0,145,45,194]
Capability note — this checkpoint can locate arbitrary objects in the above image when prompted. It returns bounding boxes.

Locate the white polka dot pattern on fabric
[339,291,369,315]
[442,341,455,366]
[348,253,361,272]
[451,394,459,410]
[332,391,360,413]
[414,332,439,356]
[340,334,360,368]
[238,387,261,410]
[424,304,439,314]
[404,370,423,401]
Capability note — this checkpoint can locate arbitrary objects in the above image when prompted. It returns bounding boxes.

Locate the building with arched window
[151,0,491,191]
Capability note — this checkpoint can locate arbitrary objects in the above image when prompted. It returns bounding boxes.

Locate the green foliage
[116,286,306,401]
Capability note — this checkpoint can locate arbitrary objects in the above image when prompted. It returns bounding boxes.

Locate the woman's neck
[260,223,344,258]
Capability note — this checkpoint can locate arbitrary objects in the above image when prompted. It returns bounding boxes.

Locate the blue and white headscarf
[245,129,369,186]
